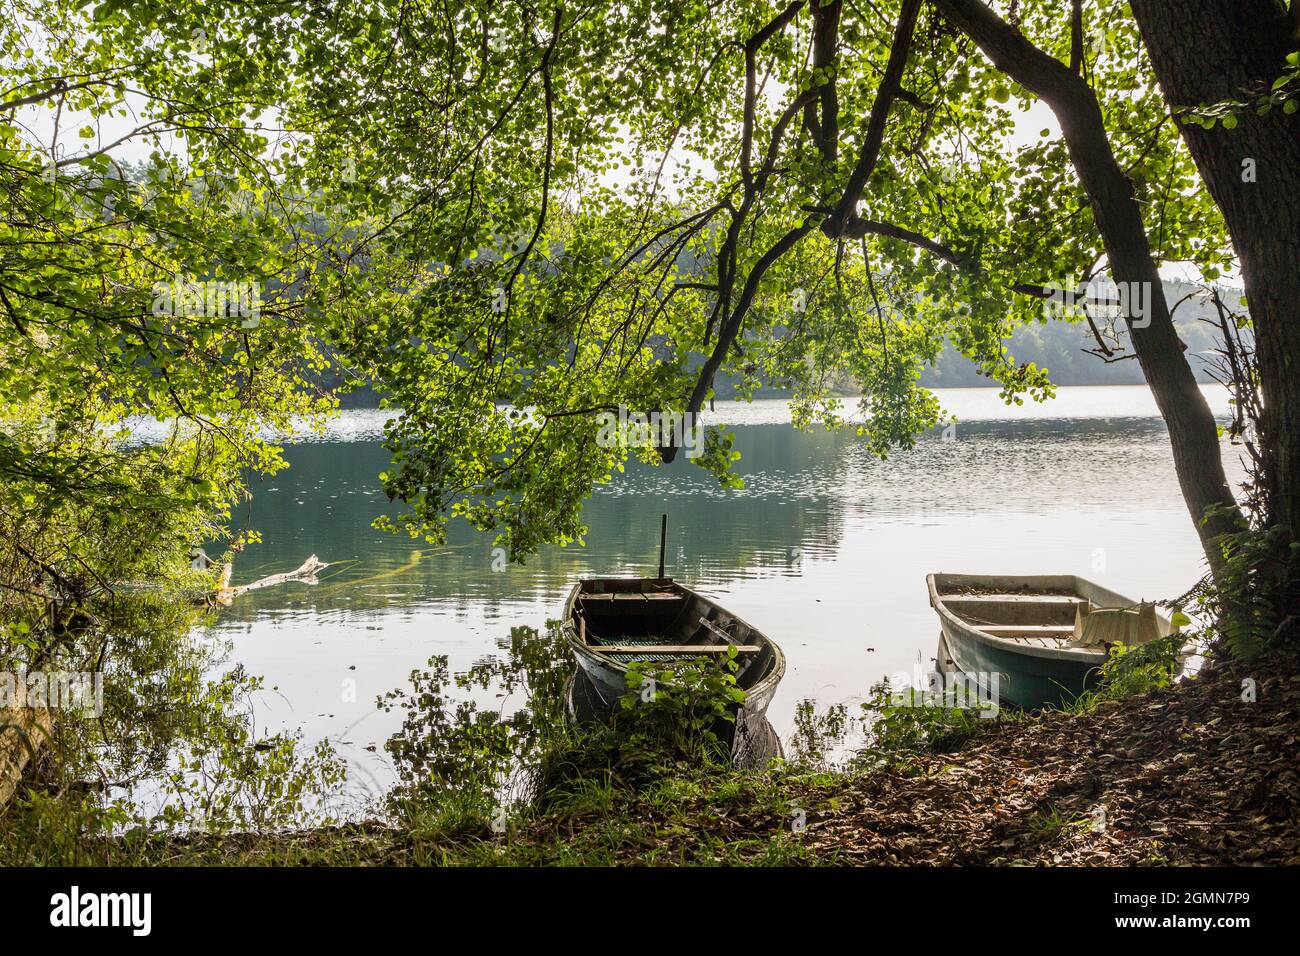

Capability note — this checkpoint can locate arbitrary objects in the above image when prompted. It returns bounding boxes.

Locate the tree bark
[1130,0,1300,574]
[0,703,50,811]
[932,0,1243,575]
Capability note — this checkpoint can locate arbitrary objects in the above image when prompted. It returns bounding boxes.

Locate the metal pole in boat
[658,513,667,579]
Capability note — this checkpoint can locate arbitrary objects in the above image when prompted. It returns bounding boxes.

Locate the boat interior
[934,576,1170,650]
[941,590,1089,648]
[571,578,775,687]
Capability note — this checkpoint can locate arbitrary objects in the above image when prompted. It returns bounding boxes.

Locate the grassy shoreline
[34,644,1295,868]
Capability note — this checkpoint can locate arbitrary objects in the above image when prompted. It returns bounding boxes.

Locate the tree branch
[840,217,963,264]
[822,0,923,237]
[742,2,807,188]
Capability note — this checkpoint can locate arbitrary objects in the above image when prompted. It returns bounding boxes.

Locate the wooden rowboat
[927,572,1179,710]
[562,577,785,762]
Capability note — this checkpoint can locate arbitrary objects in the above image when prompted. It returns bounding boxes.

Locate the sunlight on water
[202,385,1244,794]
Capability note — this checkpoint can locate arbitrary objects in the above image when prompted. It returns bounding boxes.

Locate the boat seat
[944,594,1084,606]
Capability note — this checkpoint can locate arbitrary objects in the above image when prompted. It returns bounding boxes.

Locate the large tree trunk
[933,0,1243,576]
[1130,0,1300,592]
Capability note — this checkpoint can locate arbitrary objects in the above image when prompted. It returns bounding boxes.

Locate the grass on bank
[0,623,1255,866]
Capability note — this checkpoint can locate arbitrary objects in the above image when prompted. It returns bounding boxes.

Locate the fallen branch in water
[215,554,329,605]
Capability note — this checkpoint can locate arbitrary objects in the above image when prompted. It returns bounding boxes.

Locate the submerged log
[215,554,329,604]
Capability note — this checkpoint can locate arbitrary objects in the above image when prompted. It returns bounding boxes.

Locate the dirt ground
[796,649,1300,864]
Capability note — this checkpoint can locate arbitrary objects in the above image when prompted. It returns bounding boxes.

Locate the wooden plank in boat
[944,594,1083,604]
[1006,635,1062,647]
[589,644,761,654]
[980,625,1076,636]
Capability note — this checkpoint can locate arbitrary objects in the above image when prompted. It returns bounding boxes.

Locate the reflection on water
[205,385,1241,792]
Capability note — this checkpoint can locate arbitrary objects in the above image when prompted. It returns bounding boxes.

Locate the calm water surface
[204,385,1243,794]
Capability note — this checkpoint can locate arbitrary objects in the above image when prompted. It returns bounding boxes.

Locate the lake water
[203,385,1243,797]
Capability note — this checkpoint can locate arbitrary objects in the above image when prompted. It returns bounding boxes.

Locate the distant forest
[918,281,1236,389]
